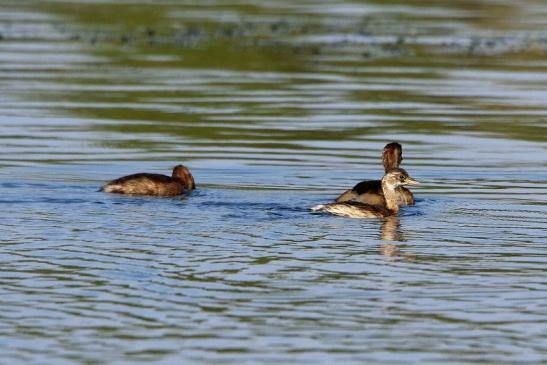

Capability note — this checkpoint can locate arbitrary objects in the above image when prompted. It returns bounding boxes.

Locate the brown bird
[311,168,419,218]
[335,142,414,206]
[100,165,195,196]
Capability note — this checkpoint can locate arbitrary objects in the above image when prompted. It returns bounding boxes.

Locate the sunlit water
[1,1,546,364]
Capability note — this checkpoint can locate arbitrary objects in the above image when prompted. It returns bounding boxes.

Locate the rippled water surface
[1,1,546,364]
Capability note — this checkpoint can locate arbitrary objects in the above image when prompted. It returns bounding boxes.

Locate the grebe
[99,165,195,196]
[311,168,418,218]
[335,142,414,206]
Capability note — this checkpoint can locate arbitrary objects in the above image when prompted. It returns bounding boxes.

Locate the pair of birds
[100,142,418,219]
[312,142,418,218]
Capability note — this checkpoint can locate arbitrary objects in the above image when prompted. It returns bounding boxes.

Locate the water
[1,1,546,364]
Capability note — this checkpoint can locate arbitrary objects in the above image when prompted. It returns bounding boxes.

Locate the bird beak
[405,176,419,185]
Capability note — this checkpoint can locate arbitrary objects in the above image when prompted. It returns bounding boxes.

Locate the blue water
[1,1,547,364]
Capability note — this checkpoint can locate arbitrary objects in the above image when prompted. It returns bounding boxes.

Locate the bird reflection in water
[379,216,415,261]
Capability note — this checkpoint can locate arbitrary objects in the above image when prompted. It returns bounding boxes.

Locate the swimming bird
[335,142,414,206]
[311,168,418,218]
[99,165,195,196]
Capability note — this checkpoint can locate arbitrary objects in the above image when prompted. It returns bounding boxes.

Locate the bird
[311,168,418,218]
[99,165,195,196]
[335,142,414,207]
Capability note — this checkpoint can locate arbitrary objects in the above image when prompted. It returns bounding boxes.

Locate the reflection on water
[380,216,404,242]
[380,243,416,262]
[379,216,417,261]
[1,1,547,364]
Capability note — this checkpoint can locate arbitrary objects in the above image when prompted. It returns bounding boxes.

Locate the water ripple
[1,1,547,364]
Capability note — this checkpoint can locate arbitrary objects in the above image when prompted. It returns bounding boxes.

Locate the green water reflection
[4,0,546,148]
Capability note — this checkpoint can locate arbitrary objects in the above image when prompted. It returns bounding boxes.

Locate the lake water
[1,1,546,364]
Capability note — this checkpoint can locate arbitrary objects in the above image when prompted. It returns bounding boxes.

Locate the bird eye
[399,175,405,182]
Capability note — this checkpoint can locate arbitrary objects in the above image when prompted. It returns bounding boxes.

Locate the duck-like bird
[312,168,418,218]
[100,165,195,196]
[335,142,414,207]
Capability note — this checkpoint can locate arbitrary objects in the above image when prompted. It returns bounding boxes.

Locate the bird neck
[382,144,402,172]
[172,170,195,190]
[381,182,400,214]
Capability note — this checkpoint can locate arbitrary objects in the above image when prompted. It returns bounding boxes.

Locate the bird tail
[310,204,326,212]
